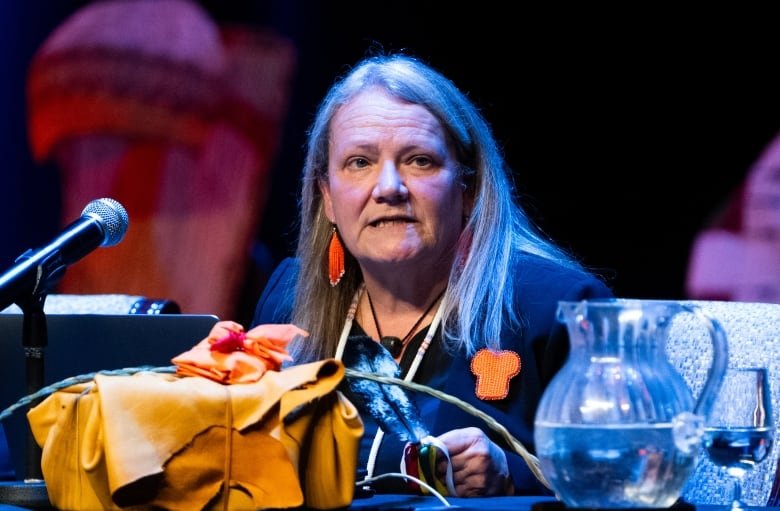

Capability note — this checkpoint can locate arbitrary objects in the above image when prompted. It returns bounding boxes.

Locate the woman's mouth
[369,216,414,227]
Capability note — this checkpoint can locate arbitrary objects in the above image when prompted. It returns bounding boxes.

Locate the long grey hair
[290,53,583,363]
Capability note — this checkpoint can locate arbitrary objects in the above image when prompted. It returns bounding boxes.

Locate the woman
[253,53,613,496]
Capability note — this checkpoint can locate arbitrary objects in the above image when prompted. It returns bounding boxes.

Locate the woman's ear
[319,179,336,223]
[462,185,475,221]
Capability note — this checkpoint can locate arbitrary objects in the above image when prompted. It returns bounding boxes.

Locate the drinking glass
[704,367,774,510]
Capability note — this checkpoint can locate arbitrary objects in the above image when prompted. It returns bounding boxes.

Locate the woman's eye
[347,157,370,169]
[410,155,432,168]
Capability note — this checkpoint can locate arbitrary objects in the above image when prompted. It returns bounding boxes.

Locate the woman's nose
[372,161,408,202]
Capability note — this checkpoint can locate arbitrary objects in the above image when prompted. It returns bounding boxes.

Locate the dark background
[3,2,779,321]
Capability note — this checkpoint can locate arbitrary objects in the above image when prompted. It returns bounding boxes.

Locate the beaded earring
[328,226,345,286]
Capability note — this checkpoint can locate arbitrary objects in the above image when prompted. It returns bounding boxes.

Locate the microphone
[0,198,129,311]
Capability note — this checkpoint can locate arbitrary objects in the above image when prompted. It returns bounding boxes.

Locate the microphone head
[81,198,129,247]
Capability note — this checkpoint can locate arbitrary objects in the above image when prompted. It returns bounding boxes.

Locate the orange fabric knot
[470,348,521,400]
[172,320,308,384]
[210,329,246,353]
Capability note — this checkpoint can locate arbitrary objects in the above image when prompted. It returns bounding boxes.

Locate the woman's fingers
[434,427,512,496]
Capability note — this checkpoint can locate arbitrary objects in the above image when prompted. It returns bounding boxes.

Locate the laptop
[0,313,219,480]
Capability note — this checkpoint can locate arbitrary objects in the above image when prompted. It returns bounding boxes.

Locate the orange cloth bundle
[171,321,307,384]
[28,359,363,510]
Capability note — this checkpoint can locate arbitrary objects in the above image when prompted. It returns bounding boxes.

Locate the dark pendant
[379,336,404,358]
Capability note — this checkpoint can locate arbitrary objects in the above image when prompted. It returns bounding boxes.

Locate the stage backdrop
[26,0,295,320]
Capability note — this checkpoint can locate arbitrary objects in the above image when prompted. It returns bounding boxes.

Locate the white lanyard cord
[334,285,447,479]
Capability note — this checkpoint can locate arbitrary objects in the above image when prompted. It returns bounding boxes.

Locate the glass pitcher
[534,299,728,508]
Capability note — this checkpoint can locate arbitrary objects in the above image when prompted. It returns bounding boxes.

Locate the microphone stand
[0,252,63,509]
[18,292,47,481]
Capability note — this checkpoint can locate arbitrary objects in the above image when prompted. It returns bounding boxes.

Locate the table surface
[350,494,557,510]
[349,495,780,511]
[350,495,780,511]
[1,492,779,511]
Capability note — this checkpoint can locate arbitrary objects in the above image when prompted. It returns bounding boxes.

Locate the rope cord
[0,365,175,422]
[0,364,550,489]
[357,472,451,507]
[344,369,550,489]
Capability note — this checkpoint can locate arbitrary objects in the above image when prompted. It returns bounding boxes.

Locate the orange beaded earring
[328,226,345,286]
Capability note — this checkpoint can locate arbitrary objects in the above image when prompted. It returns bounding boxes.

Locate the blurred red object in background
[26,0,296,319]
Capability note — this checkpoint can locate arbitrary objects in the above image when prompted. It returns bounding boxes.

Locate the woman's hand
[435,427,515,497]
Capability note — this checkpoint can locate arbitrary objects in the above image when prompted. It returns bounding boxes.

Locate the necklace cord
[366,289,445,353]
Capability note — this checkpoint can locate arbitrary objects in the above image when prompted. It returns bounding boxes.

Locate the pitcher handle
[680,303,730,419]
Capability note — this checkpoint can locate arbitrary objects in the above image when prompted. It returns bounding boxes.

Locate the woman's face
[320,88,467,273]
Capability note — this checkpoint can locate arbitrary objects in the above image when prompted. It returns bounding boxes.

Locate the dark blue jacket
[252,254,613,495]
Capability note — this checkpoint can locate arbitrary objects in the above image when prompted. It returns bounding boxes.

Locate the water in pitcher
[535,422,698,508]
[535,299,729,508]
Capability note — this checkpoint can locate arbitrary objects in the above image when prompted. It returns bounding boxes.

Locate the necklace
[334,284,448,481]
[365,289,445,358]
